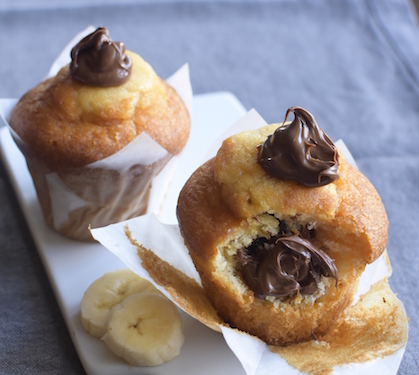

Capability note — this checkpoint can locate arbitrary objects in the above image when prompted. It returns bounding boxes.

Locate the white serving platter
[0,92,248,375]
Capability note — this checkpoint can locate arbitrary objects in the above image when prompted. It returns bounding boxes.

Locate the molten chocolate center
[237,231,338,300]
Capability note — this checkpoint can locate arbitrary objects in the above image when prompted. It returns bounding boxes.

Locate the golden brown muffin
[9,27,190,241]
[177,107,389,346]
[10,53,189,170]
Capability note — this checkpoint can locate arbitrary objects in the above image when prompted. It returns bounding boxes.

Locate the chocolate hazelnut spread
[237,234,338,300]
[258,107,340,187]
[70,27,132,87]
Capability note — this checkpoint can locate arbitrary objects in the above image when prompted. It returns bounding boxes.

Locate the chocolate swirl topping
[258,107,340,187]
[70,27,132,87]
[237,234,338,300]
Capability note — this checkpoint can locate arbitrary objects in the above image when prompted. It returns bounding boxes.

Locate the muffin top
[9,27,190,171]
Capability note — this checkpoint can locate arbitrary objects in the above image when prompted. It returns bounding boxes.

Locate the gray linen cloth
[0,0,418,374]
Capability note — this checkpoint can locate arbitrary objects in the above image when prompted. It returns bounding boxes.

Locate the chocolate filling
[236,221,338,300]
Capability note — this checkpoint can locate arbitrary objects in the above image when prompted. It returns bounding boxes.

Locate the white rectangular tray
[0,92,247,375]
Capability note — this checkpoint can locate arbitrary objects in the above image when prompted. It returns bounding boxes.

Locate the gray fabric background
[0,0,418,374]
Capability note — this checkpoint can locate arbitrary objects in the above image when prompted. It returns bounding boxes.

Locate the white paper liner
[46,173,87,229]
[221,325,406,375]
[0,26,193,234]
[90,109,407,375]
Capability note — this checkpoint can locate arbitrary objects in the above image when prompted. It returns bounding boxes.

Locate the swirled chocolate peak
[69,27,132,87]
[258,107,340,187]
[237,234,338,300]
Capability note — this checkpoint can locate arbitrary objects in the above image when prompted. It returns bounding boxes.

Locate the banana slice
[80,268,160,338]
[102,292,184,366]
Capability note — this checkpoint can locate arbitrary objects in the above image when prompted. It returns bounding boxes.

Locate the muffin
[9,27,191,241]
[176,106,390,345]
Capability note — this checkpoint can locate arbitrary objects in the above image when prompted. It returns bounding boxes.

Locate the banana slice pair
[80,268,184,367]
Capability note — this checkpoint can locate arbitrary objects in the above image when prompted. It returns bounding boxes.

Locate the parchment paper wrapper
[91,110,408,375]
[0,26,193,241]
